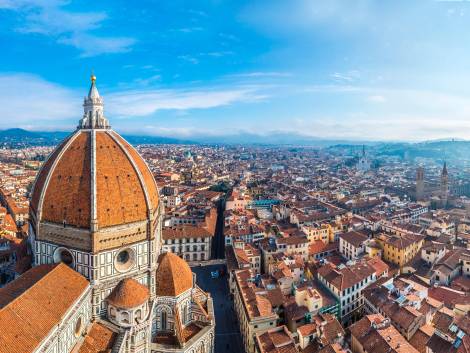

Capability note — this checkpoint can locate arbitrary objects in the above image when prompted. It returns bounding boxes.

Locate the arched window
[109,307,116,318]
[161,311,167,330]
[135,309,142,322]
[74,316,83,337]
[121,311,130,324]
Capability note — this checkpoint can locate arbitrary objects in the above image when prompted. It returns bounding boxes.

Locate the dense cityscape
[3,1,470,352]
[0,82,469,352]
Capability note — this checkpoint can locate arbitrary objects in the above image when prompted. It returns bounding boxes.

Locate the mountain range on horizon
[0,128,467,148]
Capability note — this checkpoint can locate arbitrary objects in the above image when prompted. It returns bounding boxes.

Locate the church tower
[356,145,371,172]
[441,162,449,208]
[416,166,424,201]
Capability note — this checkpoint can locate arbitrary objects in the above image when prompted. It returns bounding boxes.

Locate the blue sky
[2,0,470,141]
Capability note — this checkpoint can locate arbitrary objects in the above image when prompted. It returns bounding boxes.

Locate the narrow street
[192,264,245,353]
[211,198,226,259]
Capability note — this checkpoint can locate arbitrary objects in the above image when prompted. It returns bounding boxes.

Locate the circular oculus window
[114,248,136,272]
[53,247,74,267]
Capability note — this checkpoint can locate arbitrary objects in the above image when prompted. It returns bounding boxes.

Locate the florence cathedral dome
[29,75,160,254]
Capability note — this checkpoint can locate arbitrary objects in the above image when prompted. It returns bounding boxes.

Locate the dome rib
[39,131,92,228]
[107,131,152,214]
[111,132,159,213]
[30,132,77,215]
[94,131,147,228]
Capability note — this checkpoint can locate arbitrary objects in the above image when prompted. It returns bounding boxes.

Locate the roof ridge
[106,130,151,212]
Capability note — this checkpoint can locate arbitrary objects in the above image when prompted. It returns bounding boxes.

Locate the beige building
[162,226,212,262]
[233,269,278,353]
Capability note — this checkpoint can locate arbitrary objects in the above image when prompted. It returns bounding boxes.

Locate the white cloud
[367,95,386,103]
[58,34,135,57]
[331,70,361,83]
[106,87,266,117]
[0,72,270,128]
[0,0,135,56]
[0,73,78,127]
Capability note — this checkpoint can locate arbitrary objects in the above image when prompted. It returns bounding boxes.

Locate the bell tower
[441,162,449,208]
[416,166,424,201]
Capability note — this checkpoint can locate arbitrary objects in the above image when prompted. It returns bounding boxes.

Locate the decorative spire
[78,73,110,129]
[442,162,448,176]
[88,73,100,99]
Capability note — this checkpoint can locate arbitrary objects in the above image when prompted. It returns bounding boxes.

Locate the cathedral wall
[36,286,92,353]
[93,220,150,251]
[34,237,157,282]
[37,222,92,252]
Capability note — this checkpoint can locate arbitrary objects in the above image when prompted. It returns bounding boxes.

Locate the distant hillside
[0,128,195,147]
[0,129,69,146]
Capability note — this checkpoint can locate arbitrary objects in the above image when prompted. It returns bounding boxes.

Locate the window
[74,316,83,337]
[135,309,142,322]
[122,311,130,324]
[161,311,167,330]
[115,248,136,272]
[182,305,187,325]
[53,248,74,267]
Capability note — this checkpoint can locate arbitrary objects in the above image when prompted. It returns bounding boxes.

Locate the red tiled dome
[30,129,159,229]
[156,252,193,297]
[107,278,150,309]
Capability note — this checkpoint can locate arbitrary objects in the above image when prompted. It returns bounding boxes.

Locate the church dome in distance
[156,252,193,297]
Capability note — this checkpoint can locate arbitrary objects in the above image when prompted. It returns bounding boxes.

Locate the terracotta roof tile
[156,252,193,297]
[95,131,148,227]
[77,322,117,353]
[30,134,73,213]
[0,263,89,353]
[41,131,91,228]
[107,278,149,309]
[112,132,159,211]
[32,130,160,231]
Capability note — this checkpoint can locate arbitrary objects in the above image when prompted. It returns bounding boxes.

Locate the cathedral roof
[30,129,159,229]
[30,76,159,237]
[77,322,117,353]
[0,263,89,353]
[107,278,150,309]
[156,252,193,297]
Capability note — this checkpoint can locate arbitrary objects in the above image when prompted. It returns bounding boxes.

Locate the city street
[192,264,245,353]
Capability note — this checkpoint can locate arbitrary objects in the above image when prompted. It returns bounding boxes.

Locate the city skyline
[2,0,470,141]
